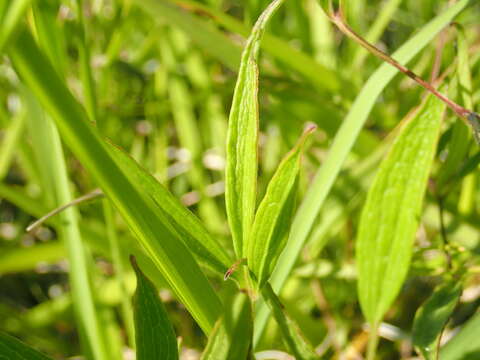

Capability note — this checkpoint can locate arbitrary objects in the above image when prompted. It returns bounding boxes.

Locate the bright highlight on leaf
[356,95,446,334]
[225,0,285,258]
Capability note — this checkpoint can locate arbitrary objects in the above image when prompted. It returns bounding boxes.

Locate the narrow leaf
[131,256,179,360]
[412,281,461,360]
[356,95,446,326]
[261,284,319,360]
[201,293,253,360]
[8,28,221,334]
[226,0,285,257]
[248,125,316,289]
[108,143,233,278]
[0,332,53,360]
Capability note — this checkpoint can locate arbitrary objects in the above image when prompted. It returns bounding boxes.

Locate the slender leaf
[412,281,461,360]
[357,95,446,326]
[107,142,233,277]
[248,126,315,289]
[0,333,53,360]
[261,284,319,360]
[201,293,253,360]
[0,0,32,51]
[226,0,285,257]
[8,28,221,334]
[254,0,471,343]
[131,256,179,360]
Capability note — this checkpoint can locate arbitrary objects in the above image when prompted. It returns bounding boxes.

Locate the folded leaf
[0,332,53,360]
[201,293,253,360]
[131,257,179,360]
[412,281,461,360]
[248,126,316,289]
[356,95,446,327]
[225,0,285,257]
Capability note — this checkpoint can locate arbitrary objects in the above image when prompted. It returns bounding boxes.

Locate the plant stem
[366,324,379,360]
[328,10,480,136]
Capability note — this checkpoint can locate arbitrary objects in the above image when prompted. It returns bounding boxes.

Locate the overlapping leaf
[248,126,315,289]
[225,0,285,257]
[201,293,253,360]
[8,28,221,334]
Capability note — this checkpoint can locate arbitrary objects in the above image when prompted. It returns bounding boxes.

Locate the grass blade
[0,332,53,360]
[107,143,233,277]
[8,28,222,334]
[412,281,461,360]
[201,293,253,360]
[248,126,315,289]
[253,0,471,343]
[226,0,285,257]
[356,95,446,357]
[131,257,179,360]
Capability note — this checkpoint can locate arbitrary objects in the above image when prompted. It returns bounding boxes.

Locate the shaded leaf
[0,332,53,360]
[412,281,461,360]
[261,284,319,360]
[201,293,253,360]
[356,95,446,326]
[225,0,285,257]
[248,125,316,289]
[131,257,179,360]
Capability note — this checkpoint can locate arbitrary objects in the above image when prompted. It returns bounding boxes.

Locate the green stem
[366,324,379,360]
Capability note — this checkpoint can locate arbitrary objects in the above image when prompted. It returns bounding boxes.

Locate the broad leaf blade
[440,312,480,360]
[226,0,285,257]
[8,29,221,334]
[248,126,315,289]
[201,293,253,360]
[412,281,461,360]
[356,95,446,326]
[0,332,53,360]
[132,257,179,360]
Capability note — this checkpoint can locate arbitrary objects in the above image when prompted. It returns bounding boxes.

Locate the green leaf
[412,281,461,360]
[440,312,480,360]
[107,142,233,278]
[357,95,446,327]
[0,0,32,51]
[131,256,179,360]
[226,0,285,257]
[201,293,253,360]
[0,332,53,360]
[8,28,221,334]
[261,284,319,360]
[248,126,315,289]
[254,0,471,344]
